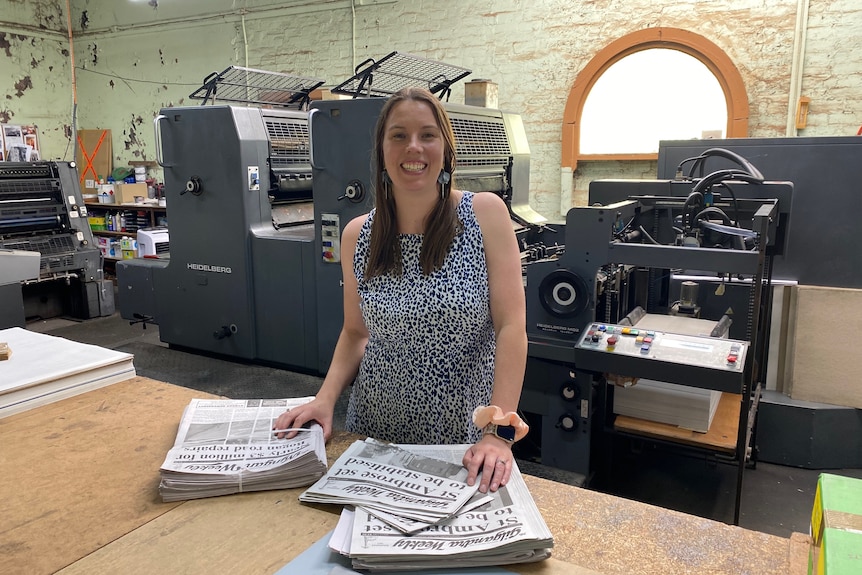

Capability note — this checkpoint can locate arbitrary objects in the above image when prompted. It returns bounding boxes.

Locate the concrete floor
[27,311,862,539]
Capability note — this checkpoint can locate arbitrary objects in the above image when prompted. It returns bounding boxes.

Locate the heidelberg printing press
[0,161,113,327]
[117,56,550,374]
[518,152,792,523]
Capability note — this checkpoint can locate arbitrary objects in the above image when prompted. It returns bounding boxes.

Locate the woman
[274,87,527,493]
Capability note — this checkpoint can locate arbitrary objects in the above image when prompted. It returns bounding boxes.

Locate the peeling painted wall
[1,0,861,219]
[0,0,75,161]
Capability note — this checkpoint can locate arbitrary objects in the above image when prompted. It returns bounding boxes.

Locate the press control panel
[576,323,747,372]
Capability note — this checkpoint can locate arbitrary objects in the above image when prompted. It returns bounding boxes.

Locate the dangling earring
[437,169,451,201]
[382,170,392,200]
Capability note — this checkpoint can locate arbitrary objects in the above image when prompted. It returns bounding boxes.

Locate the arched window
[562,28,749,169]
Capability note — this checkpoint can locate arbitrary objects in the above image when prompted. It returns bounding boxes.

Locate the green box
[809,473,862,574]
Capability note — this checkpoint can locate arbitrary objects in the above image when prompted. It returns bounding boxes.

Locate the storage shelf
[85,202,167,277]
[85,201,165,211]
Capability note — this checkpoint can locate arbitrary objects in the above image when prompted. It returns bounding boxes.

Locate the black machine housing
[0,161,113,325]
[519,174,793,509]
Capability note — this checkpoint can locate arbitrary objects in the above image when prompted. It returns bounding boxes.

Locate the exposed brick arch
[562,27,749,169]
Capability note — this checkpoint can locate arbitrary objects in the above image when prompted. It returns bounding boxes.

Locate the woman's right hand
[272,397,335,441]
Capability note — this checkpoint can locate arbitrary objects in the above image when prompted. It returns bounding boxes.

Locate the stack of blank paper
[614,379,721,433]
[0,327,135,419]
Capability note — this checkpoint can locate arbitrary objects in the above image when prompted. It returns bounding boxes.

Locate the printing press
[518,155,792,523]
[0,161,113,327]
[117,57,551,374]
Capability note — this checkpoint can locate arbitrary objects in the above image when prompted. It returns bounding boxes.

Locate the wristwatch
[483,423,516,444]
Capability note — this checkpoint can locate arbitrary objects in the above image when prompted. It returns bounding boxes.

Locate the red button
[727,355,737,363]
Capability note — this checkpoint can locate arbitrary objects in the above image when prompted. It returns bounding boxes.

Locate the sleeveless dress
[346,191,495,444]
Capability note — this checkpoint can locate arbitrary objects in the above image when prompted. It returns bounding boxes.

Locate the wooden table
[0,376,810,575]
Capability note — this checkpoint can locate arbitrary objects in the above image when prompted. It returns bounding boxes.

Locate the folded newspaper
[300,439,553,571]
[159,398,327,502]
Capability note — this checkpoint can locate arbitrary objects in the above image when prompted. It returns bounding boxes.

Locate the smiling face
[381,99,446,197]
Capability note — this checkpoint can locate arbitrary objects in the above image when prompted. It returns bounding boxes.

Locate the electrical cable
[690,169,764,228]
[637,225,661,245]
[693,206,733,225]
[74,66,202,87]
[675,154,709,179]
[691,169,763,195]
[687,147,765,180]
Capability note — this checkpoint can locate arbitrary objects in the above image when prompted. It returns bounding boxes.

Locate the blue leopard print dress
[346,191,495,444]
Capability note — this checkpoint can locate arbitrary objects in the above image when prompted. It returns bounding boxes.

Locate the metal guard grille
[265,119,310,167]
[332,52,471,98]
[0,177,60,195]
[451,117,510,168]
[0,162,55,180]
[189,66,324,109]
[0,235,78,273]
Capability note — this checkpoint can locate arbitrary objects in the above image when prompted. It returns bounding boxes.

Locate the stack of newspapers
[158,398,327,502]
[299,439,553,571]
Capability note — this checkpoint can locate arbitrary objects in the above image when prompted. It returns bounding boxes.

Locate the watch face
[496,425,516,442]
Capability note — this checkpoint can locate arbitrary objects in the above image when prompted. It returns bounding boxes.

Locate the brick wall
[1,0,860,219]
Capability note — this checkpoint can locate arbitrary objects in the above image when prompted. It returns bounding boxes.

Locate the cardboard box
[76,129,113,194]
[809,473,862,574]
[115,182,148,204]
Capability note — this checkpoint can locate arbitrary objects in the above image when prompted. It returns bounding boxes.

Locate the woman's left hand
[462,435,514,493]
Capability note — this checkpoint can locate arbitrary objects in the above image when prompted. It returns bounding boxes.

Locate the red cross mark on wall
[77,130,108,185]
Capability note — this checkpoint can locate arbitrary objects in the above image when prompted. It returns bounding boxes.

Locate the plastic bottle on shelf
[103,178,116,204]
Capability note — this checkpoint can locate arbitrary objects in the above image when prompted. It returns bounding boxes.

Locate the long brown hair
[365,87,458,278]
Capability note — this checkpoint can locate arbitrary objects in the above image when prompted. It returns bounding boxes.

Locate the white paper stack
[158,398,327,502]
[0,327,136,419]
[301,440,554,571]
[613,379,721,433]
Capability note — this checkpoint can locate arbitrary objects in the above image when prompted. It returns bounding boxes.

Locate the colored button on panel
[607,335,619,345]
[635,336,644,343]
[621,327,631,335]
[727,355,738,363]
[643,336,653,344]
[641,344,651,354]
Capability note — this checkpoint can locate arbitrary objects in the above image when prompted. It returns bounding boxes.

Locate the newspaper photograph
[300,439,480,527]
[170,397,317,447]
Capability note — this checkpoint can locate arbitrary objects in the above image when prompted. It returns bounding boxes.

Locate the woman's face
[381,99,445,197]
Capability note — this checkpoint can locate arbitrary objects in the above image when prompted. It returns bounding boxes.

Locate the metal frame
[331,52,471,100]
[189,66,325,110]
